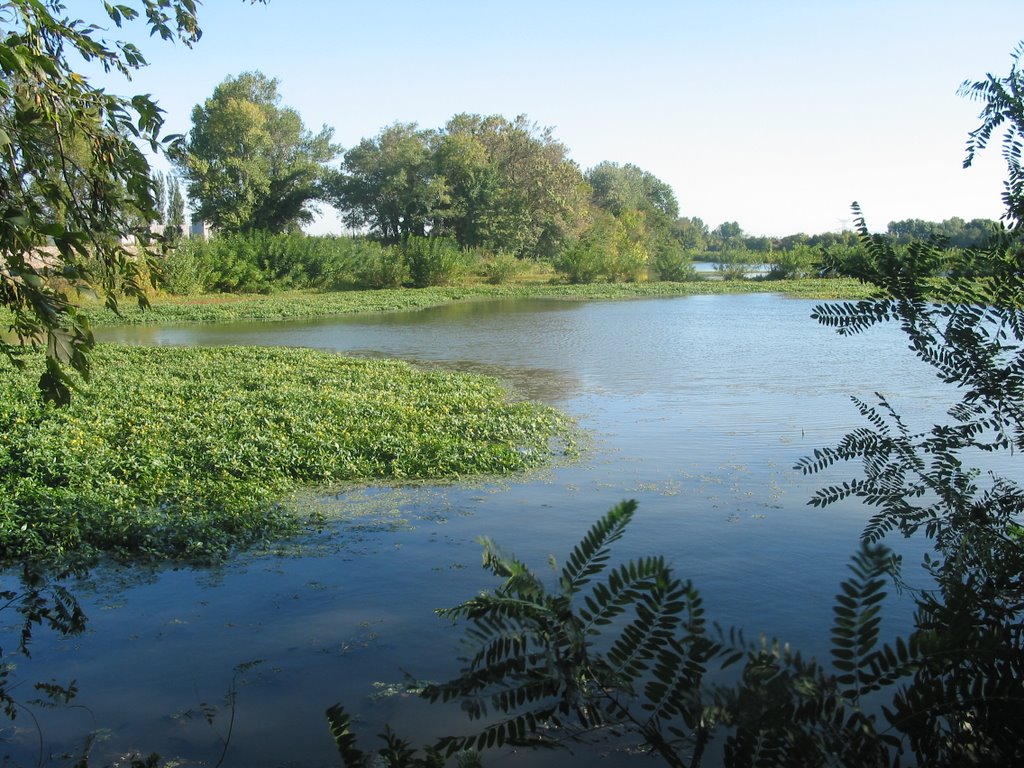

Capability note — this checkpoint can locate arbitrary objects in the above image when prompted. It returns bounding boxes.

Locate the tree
[332,122,446,242]
[432,113,590,258]
[671,216,709,250]
[586,160,679,221]
[710,220,744,250]
[151,171,168,226]
[459,114,589,259]
[166,173,186,241]
[177,71,338,234]
[0,0,227,403]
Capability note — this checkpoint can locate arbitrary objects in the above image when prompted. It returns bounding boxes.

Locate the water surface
[5,293,956,766]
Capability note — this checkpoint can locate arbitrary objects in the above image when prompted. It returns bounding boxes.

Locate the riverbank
[81,278,874,326]
[0,345,572,566]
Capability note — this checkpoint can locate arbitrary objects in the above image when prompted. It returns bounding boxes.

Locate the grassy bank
[81,278,874,326]
[0,345,572,565]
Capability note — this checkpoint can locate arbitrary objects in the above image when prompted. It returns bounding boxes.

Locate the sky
[80,0,1022,237]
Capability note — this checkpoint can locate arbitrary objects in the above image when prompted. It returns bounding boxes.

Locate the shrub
[403,236,466,288]
[715,246,755,280]
[605,241,648,282]
[354,242,409,289]
[554,238,609,283]
[766,243,818,279]
[652,241,698,282]
[479,251,522,284]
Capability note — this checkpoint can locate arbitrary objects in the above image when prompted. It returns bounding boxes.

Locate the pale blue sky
[84,0,1021,236]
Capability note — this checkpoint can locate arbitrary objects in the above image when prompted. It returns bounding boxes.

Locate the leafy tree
[432,113,589,258]
[151,171,167,225]
[710,220,744,251]
[586,160,679,221]
[332,122,446,242]
[671,216,709,251]
[166,173,186,241]
[0,0,229,402]
[177,71,338,234]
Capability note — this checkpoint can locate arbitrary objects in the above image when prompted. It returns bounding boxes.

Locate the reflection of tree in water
[1,565,86,723]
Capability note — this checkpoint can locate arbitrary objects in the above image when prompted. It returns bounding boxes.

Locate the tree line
[173,71,1000,285]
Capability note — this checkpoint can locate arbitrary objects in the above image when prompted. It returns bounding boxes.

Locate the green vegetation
[0,0,219,402]
[0,345,572,565]
[176,71,339,234]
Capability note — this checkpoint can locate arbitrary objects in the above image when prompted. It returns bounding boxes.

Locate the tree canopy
[177,71,338,234]
[331,113,590,258]
[586,160,679,221]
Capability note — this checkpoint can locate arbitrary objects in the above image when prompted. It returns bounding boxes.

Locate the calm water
[5,294,955,766]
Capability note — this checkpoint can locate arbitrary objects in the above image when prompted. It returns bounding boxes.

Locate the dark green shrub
[355,242,409,289]
[403,236,466,288]
[652,241,698,282]
[554,238,609,283]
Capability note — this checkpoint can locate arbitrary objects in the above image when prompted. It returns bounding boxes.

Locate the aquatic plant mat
[0,345,572,564]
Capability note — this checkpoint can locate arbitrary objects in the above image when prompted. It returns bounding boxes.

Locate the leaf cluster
[0,0,226,401]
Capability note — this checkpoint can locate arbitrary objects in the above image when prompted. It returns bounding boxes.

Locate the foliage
[586,161,679,221]
[403,236,467,288]
[329,503,913,767]
[0,0,212,402]
[553,236,609,284]
[177,70,338,234]
[959,42,1024,230]
[160,231,373,294]
[652,240,698,282]
[477,251,522,285]
[886,216,999,247]
[433,114,590,259]
[714,247,756,280]
[797,202,1024,763]
[333,122,447,243]
[165,173,186,241]
[333,113,590,259]
[353,239,408,289]
[0,345,572,565]
[766,243,818,280]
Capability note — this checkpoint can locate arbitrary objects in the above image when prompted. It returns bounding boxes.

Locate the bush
[766,243,818,279]
[554,238,609,283]
[157,233,375,295]
[157,243,210,295]
[478,251,522,284]
[354,242,409,289]
[403,236,466,288]
[652,241,698,282]
[715,247,755,280]
[604,241,648,282]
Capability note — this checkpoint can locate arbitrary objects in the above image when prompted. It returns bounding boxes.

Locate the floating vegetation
[0,345,573,565]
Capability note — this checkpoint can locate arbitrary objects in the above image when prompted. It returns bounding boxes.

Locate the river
[5,293,953,766]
